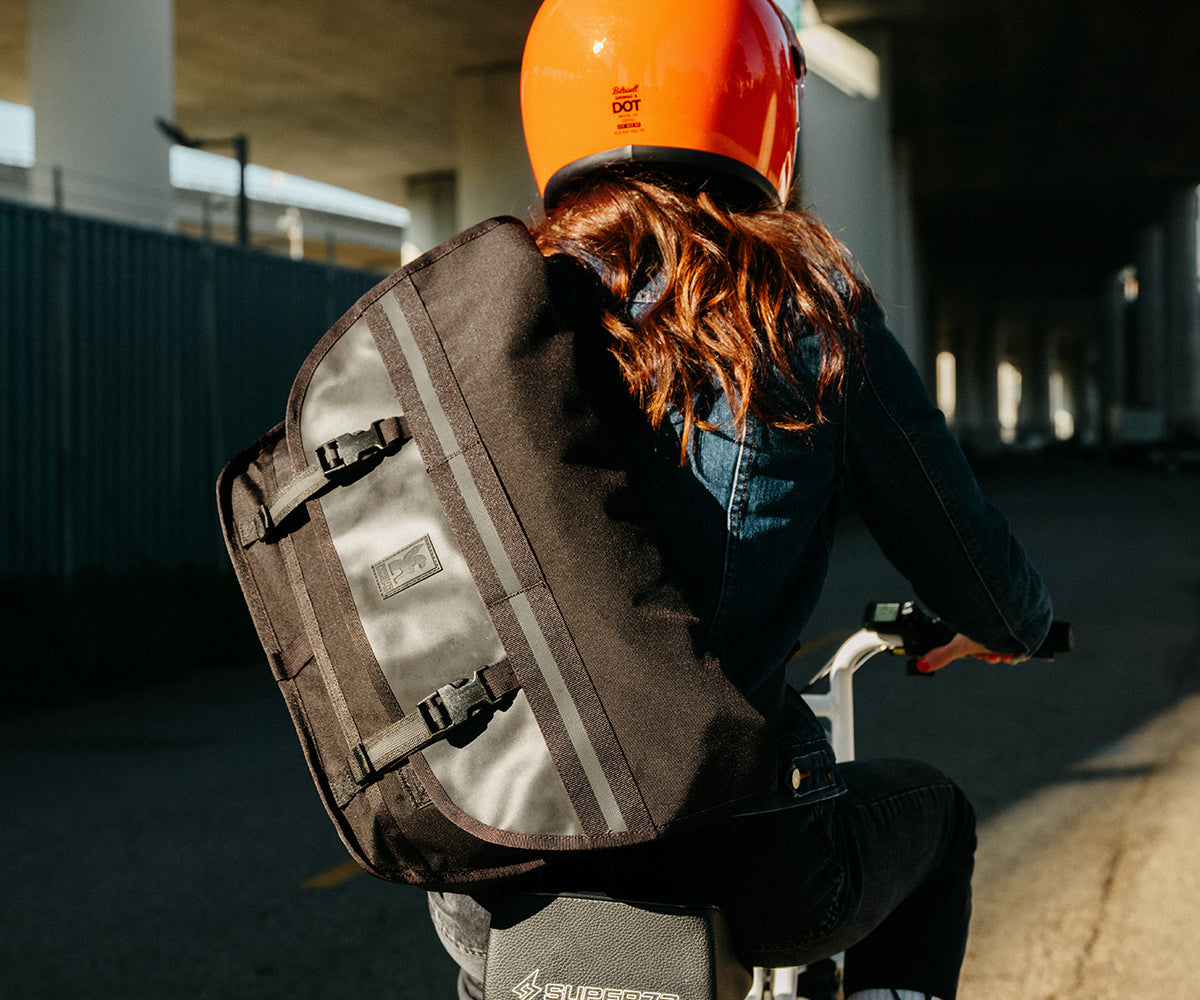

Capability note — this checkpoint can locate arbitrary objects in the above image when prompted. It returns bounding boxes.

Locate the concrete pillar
[932,310,959,428]
[1063,319,1102,447]
[1080,339,1104,447]
[955,310,1002,455]
[1164,187,1200,437]
[401,171,458,263]
[1055,332,1078,442]
[994,318,1024,445]
[1048,325,1087,443]
[28,0,175,230]
[454,63,539,232]
[1112,224,1170,445]
[1097,270,1129,446]
[1020,322,1055,443]
[801,37,921,354]
[890,138,929,385]
[1133,224,1167,409]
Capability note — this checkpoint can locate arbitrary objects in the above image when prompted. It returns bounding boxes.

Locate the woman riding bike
[430,2,1053,998]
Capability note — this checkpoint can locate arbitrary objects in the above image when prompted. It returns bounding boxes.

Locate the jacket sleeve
[841,295,1053,656]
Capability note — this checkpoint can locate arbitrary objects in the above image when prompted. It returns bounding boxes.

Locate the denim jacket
[626,278,1054,811]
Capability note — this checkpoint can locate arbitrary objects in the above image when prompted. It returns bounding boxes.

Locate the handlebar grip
[1036,620,1075,658]
[864,601,1074,665]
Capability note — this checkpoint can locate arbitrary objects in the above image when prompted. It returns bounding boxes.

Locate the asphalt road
[3,455,1198,999]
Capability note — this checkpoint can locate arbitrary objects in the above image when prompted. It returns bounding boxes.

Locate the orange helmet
[520,0,805,209]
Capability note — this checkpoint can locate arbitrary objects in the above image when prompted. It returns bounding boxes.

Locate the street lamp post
[156,117,250,247]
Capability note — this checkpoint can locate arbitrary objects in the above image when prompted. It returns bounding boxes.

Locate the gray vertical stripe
[508,592,627,833]
[379,291,628,834]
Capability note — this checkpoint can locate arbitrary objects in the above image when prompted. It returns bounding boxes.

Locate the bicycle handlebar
[863,601,1075,664]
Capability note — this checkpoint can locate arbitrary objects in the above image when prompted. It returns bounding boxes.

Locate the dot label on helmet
[610,84,644,131]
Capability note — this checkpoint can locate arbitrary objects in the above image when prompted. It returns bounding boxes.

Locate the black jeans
[429,759,976,1000]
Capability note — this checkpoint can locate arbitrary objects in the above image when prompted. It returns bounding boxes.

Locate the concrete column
[1056,331,1084,443]
[1134,224,1167,408]
[1020,322,1055,443]
[891,138,930,384]
[1048,324,1087,443]
[994,318,1024,445]
[932,310,959,428]
[955,310,1002,455]
[1097,270,1129,446]
[401,171,458,263]
[1164,187,1200,437]
[1113,224,1170,445]
[1064,318,1102,447]
[801,40,911,346]
[454,63,539,232]
[28,0,174,230]
[1081,340,1104,447]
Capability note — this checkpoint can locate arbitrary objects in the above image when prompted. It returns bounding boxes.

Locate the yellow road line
[303,859,364,888]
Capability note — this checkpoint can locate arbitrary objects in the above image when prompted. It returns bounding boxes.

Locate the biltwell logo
[611,83,641,113]
[512,970,680,1000]
[610,83,644,133]
[372,535,442,599]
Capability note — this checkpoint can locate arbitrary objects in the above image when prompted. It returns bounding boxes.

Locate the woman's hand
[915,633,1015,674]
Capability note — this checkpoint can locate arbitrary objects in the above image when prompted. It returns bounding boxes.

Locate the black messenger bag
[216,217,778,888]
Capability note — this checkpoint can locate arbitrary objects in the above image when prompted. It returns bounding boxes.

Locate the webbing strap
[238,416,409,546]
[329,659,519,808]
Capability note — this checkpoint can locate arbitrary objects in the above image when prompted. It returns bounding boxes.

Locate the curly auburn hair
[531,171,866,460]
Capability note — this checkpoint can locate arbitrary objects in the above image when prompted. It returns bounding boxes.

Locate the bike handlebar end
[1037,620,1075,658]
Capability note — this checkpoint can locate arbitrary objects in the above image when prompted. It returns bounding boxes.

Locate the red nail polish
[916,657,932,673]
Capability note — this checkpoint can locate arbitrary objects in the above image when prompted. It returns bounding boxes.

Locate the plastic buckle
[317,421,386,480]
[420,673,497,733]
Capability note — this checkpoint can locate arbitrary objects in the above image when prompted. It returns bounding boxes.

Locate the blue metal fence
[0,199,387,577]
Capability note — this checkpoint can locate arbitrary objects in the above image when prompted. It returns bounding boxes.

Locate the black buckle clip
[317,421,387,481]
[419,673,498,734]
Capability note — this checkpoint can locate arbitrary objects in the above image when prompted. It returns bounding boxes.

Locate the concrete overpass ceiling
[170,0,542,207]
[821,0,1200,285]
[0,0,543,209]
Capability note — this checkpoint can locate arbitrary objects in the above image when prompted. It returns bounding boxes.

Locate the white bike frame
[746,623,901,1000]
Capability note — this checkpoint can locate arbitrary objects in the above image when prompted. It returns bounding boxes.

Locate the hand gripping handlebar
[861,601,1074,673]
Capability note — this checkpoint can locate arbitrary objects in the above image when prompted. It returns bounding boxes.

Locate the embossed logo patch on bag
[373,535,442,598]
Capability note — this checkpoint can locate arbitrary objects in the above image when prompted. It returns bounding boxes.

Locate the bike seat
[483,892,752,1000]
